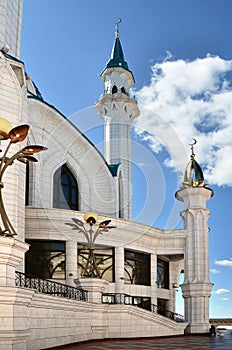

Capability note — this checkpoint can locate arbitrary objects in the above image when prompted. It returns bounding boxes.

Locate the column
[65,240,78,287]
[114,246,125,294]
[0,237,29,286]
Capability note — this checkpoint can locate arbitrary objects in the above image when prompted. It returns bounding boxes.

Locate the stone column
[65,240,77,287]
[176,186,213,334]
[114,246,125,294]
[0,237,29,286]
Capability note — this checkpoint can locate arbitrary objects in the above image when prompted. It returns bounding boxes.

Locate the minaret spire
[95,21,140,220]
[115,18,122,38]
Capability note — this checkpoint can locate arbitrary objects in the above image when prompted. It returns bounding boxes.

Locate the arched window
[121,87,126,94]
[53,164,78,210]
[112,85,118,94]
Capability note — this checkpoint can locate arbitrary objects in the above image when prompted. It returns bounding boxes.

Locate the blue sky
[21,0,232,318]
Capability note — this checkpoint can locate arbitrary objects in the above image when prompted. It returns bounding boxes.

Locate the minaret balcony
[96,92,138,105]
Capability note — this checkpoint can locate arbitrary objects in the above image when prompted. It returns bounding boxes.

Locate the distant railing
[15,271,88,301]
[210,319,232,326]
[102,293,185,323]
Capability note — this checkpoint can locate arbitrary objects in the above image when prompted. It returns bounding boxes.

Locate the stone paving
[50,333,232,350]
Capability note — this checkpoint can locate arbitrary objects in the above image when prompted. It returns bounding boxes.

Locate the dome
[182,140,205,188]
[183,158,205,187]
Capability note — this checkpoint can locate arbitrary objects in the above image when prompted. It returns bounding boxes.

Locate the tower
[0,0,26,246]
[95,20,139,220]
[175,141,213,334]
[0,0,23,58]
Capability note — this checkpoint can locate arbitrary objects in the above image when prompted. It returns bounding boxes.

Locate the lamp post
[0,117,47,237]
[66,212,115,278]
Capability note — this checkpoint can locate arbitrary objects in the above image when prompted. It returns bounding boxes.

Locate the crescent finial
[115,18,122,38]
[189,138,197,158]
[189,138,197,146]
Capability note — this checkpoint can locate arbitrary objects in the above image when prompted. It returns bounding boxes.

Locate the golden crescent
[189,138,197,146]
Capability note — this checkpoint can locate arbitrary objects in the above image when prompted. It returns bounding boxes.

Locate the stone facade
[0,2,214,349]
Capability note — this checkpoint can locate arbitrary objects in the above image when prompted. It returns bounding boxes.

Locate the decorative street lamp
[0,117,47,237]
[66,212,115,278]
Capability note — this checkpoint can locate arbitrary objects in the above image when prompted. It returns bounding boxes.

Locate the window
[118,171,124,218]
[78,245,114,282]
[25,161,30,206]
[112,85,118,94]
[53,164,78,210]
[124,250,150,286]
[157,258,169,289]
[25,240,66,279]
[121,87,126,94]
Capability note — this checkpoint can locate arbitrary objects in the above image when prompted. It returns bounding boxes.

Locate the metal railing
[15,271,88,301]
[102,293,185,322]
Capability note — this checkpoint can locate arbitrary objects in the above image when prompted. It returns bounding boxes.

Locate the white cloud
[215,288,230,294]
[136,54,232,187]
[215,258,232,267]
[221,298,229,301]
[210,269,220,274]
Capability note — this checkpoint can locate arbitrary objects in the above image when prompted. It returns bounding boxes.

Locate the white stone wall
[27,98,118,216]
[0,286,187,350]
[0,53,27,243]
[0,0,23,58]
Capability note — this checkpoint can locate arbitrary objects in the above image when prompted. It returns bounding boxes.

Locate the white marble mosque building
[0,1,214,349]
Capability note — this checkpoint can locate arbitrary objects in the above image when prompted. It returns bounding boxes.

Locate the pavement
[48,334,232,350]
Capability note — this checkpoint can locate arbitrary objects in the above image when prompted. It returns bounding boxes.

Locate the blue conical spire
[105,19,130,71]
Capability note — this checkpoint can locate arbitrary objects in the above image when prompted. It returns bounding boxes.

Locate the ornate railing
[102,293,185,322]
[15,271,88,301]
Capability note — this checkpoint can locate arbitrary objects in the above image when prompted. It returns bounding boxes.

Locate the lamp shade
[22,145,47,154]
[84,212,98,225]
[9,124,29,143]
[0,117,12,140]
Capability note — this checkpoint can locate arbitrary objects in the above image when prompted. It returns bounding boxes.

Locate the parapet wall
[0,286,187,350]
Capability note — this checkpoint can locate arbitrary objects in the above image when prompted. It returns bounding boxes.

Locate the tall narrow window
[25,161,30,206]
[118,171,124,218]
[53,164,78,210]
[112,85,118,94]
[157,258,169,289]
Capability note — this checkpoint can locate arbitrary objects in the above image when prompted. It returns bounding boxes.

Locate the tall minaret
[175,141,213,334]
[95,20,139,220]
[0,0,23,58]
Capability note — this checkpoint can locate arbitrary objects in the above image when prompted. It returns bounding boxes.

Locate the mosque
[0,1,214,349]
